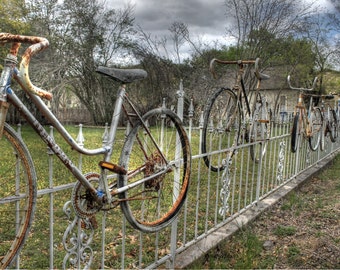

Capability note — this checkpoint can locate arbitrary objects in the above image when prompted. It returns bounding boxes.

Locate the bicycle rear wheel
[291,112,301,153]
[118,108,191,233]
[201,87,241,172]
[308,107,322,151]
[0,123,37,268]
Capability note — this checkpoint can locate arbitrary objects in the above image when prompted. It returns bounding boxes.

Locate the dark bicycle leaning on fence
[201,57,271,172]
[318,94,338,150]
[0,33,191,268]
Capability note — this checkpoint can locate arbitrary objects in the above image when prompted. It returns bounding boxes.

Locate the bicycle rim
[309,108,322,151]
[291,113,300,153]
[201,87,241,172]
[118,108,191,233]
[0,123,37,268]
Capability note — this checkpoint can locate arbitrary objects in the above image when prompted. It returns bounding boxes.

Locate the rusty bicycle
[0,33,191,268]
[201,58,271,172]
[287,75,323,152]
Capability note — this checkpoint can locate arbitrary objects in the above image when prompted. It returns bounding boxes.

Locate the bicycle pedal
[258,119,270,123]
[99,161,127,175]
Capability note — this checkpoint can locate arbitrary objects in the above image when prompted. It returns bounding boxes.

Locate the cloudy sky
[107,0,232,46]
[108,0,335,40]
[105,0,336,61]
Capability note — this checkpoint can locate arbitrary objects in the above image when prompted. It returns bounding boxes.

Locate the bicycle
[0,33,191,268]
[201,58,271,172]
[318,94,338,150]
[287,75,323,153]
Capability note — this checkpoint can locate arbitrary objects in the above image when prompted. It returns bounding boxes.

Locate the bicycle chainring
[71,172,103,219]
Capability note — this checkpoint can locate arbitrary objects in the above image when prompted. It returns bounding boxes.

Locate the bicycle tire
[249,101,271,163]
[201,87,241,172]
[320,118,326,151]
[308,107,322,151]
[291,112,300,153]
[118,108,191,233]
[328,109,337,143]
[0,123,37,268]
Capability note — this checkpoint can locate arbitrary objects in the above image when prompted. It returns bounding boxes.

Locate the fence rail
[9,84,340,269]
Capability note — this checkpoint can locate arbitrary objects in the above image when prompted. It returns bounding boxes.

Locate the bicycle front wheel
[118,108,191,233]
[308,107,322,151]
[201,87,241,172]
[0,123,37,268]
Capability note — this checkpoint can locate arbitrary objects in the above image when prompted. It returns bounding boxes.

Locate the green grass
[274,225,297,237]
[2,124,194,269]
[2,120,338,269]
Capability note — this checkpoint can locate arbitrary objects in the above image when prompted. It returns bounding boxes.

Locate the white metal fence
[10,85,340,269]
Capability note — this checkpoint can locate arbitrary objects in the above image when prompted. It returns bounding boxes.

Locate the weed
[274,225,296,237]
[287,245,302,265]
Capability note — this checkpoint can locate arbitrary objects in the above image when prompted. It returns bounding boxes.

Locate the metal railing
[11,81,340,269]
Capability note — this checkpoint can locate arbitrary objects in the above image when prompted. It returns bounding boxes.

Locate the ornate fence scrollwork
[277,141,286,183]
[62,201,95,269]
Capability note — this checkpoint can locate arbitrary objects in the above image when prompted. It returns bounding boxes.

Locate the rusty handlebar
[0,33,52,100]
[209,57,270,81]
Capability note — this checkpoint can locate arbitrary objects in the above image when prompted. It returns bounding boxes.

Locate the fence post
[188,99,194,142]
[168,79,185,268]
[47,126,55,269]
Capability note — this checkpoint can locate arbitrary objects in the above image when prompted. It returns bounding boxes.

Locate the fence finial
[76,124,85,148]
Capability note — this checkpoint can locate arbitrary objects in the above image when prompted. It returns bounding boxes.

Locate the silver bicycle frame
[6,69,128,201]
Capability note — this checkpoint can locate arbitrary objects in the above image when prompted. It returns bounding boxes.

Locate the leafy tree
[0,0,30,34]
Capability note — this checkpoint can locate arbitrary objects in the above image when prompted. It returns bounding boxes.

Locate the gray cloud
[109,0,227,39]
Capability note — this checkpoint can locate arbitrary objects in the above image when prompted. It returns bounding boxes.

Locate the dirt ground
[252,174,340,269]
[191,157,340,269]
[231,161,340,269]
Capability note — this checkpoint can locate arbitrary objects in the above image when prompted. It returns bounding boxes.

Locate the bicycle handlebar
[209,57,270,81]
[287,75,318,92]
[0,33,52,100]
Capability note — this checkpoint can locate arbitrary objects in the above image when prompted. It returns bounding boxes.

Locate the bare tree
[223,0,316,60]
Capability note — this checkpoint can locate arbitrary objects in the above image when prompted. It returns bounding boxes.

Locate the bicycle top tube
[0,33,52,100]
